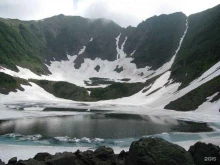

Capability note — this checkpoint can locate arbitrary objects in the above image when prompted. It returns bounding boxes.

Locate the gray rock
[94,65,100,72]
[45,152,76,165]
[8,157,17,164]
[94,146,114,160]
[16,159,45,165]
[33,153,51,161]
[189,142,220,165]
[125,137,194,165]
[118,150,128,160]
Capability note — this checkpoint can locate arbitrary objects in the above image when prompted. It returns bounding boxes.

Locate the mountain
[0,15,122,74]
[123,12,186,69]
[0,13,186,73]
[170,4,220,89]
[0,5,220,112]
[165,4,220,110]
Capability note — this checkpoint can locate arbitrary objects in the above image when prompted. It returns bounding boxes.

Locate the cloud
[0,0,74,20]
[0,0,219,27]
[74,0,140,27]
[73,0,220,27]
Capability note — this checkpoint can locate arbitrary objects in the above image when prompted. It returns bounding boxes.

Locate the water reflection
[0,113,212,139]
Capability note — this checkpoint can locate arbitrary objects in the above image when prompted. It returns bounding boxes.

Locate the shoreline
[1,137,220,165]
[1,136,220,163]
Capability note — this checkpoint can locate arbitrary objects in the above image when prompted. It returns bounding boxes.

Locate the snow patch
[95,59,220,115]
[87,90,91,96]
[78,46,86,55]
[196,92,220,114]
[144,71,171,96]
[0,26,184,88]
[116,34,128,59]
[0,83,70,103]
[130,50,136,56]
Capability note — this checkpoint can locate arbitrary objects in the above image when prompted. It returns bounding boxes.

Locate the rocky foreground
[1,137,220,165]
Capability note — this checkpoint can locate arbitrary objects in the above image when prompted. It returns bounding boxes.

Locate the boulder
[94,146,114,160]
[8,157,17,164]
[125,137,194,165]
[118,150,128,160]
[76,150,96,165]
[45,152,76,165]
[33,153,51,161]
[189,142,220,165]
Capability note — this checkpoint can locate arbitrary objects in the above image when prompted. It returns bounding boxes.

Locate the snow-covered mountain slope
[0,23,186,88]
[99,60,220,110]
[0,12,187,87]
[0,5,220,112]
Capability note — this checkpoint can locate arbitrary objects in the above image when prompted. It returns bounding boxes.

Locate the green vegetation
[0,19,47,74]
[0,12,188,74]
[124,12,187,69]
[165,75,220,111]
[29,79,145,101]
[0,5,220,105]
[31,80,91,101]
[85,77,116,86]
[41,15,121,64]
[0,15,121,73]
[128,138,194,165]
[0,72,29,94]
[90,82,144,100]
[171,5,220,89]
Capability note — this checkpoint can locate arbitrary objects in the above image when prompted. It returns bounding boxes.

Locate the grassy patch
[171,5,220,89]
[165,75,220,111]
[0,72,30,94]
[90,82,145,100]
[31,80,92,101]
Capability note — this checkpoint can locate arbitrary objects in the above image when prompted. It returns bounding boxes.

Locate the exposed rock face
[125,138,194,165]
[94,65,100,72]
[0,12,186,74]
[0,5,220,111]
[170,4,220,89]
[189,142,220,165]
[124,12,186,69]
[114,65,124,73]
[164,4,220,111]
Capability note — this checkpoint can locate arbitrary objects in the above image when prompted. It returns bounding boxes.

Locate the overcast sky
[0,0,219,27]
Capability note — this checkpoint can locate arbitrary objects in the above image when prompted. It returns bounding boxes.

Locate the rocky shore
[1,137,220,165]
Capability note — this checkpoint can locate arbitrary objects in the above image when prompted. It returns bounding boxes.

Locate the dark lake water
[0,113,212,139]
